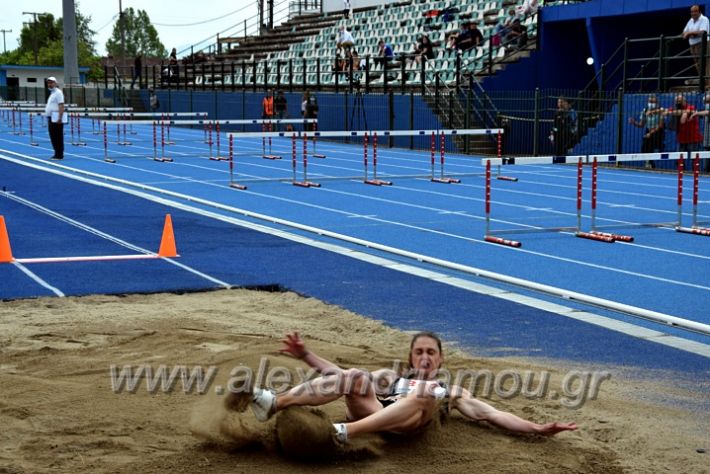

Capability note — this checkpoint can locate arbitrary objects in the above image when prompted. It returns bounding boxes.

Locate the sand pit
[0,289,707,473]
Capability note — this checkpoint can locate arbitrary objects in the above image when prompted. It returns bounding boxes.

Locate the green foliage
[106,8,167,59]
[7,4,103,81]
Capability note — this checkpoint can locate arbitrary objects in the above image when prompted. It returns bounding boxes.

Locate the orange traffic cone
[0,216,14,263]
[158,214,178,257]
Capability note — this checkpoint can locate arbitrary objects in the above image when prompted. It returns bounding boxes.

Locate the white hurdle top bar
[483,151,710,166]
[227,128,503,139]
[100,118,319,125]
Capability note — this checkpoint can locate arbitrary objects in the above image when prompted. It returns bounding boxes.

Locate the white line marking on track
[12,262,65,297]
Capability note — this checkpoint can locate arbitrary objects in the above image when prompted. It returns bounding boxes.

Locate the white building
[0,64,89,89]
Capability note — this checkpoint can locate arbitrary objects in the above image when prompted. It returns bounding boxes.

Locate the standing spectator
[262,89,275,136]
[414,35,436,64]
[343,0,352,19]
[274,90,287,131]
[131,54,142,89]
[375,39,394,66]
[262,89,275,119]
[628,94,664,168]
[667,94,702,168]
[551,97,577,156]
[168,48,178,74]
[690,93,710,171]
[44,77,65,160]
[682,4,710,79]
[274,90,287,120]
[302,91,318,132]
[337,25,355,52]
[149,88,160,112]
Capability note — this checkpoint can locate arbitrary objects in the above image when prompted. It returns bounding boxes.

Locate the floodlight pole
[0,30,11,53]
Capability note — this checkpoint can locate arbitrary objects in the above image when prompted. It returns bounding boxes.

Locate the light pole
[22,12,44,64]
[0,29,11,53]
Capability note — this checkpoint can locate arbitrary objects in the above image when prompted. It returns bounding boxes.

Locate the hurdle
[69,113,87,146]
[484,160,521,247]
[291,132,321,187]
[363,132,392,186]
[262,121,280,160]
[481,152,707,246]
[28,113,40,146]
[227,128,502,187]
[430,131,460,184]
[102,122,116,163]
[309,121,326,159]
[228,134,247,190]
[676,154,710,236]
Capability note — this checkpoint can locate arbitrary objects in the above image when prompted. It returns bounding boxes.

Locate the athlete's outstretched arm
[449,386,577,436]
[279,332,341,374]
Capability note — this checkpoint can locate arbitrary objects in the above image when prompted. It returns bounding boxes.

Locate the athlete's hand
[536,422,578,436]
[279,332,309,359]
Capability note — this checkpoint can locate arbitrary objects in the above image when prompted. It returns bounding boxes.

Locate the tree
[8,6,103,82]
[106,8,167,59]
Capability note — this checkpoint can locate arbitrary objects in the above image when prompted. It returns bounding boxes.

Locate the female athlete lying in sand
[230,331,577,442]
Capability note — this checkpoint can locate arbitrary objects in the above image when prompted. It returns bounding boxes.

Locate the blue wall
[147,90,445,151]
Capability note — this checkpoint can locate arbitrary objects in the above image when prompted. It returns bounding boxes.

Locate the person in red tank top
[667,94,702,167]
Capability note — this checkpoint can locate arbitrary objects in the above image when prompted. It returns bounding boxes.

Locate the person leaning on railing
[664,94,702,167]
[682,4,710,79]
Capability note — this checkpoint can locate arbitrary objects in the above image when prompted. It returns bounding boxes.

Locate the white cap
[47,76,57,83]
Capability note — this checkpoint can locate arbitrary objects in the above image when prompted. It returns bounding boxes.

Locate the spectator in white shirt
[343,0,352,19]
[683,4,710,78]
[337,25,355,52]
[516,0,539,18]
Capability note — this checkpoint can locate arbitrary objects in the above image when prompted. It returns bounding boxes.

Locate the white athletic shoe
[333,423,348,443]
[250,388,276,421]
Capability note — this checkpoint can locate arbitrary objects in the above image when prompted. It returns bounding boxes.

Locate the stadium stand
[173,0,540,90]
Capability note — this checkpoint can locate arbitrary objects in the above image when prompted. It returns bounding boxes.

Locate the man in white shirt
[683,4,710,78]
[44,76,65,160]
[337,25,354,52]
[343,0,352,19]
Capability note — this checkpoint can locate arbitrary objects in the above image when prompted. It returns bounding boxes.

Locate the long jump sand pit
[0,289,707,473]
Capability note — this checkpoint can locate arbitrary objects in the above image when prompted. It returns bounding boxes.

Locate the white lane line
[12,262,65,297]
[2,191,232,289]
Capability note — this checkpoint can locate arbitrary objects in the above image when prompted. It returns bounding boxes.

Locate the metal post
[657,35,664,92]
[421,56,426,96]
[700,32,707,92]
[409,92,414,150]
[533,87,540,156]
[616,87,624,154]
[400,57,406,95]
[621,38,628,92]
[365,56,370,93]
[317,57,321,90]
[289,59,293,92]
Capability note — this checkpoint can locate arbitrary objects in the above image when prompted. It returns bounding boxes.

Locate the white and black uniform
[378,377,448,407]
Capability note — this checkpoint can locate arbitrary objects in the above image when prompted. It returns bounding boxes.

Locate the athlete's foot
[333,423,348,443]
[250,388,277,421]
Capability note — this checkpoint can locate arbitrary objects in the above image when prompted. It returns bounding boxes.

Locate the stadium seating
[199,0,538,89]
